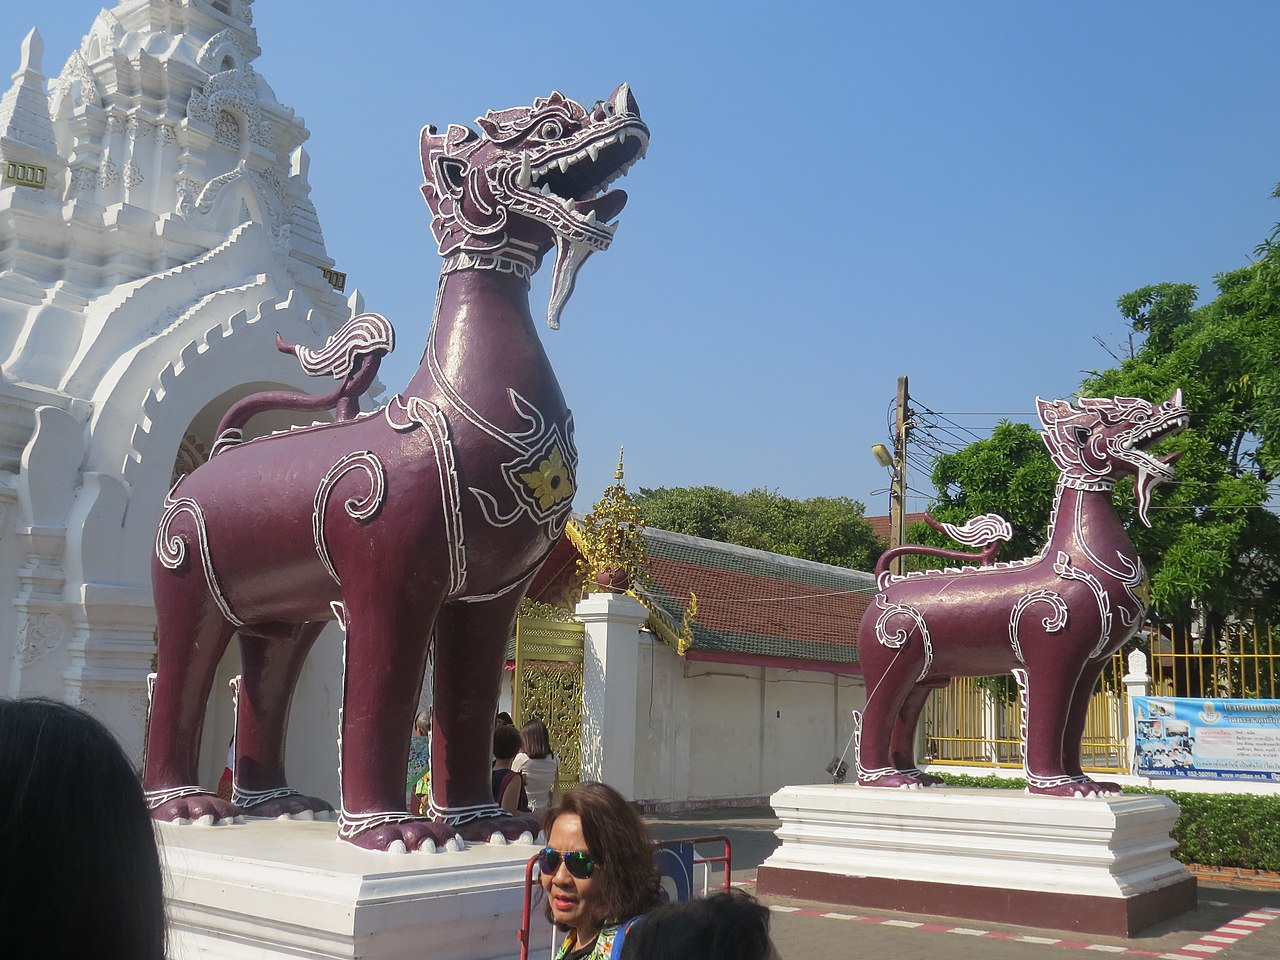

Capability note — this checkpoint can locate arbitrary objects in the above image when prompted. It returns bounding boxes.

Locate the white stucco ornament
[0,0,361,771]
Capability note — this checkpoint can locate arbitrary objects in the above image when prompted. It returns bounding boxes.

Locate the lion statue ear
[419,125,448,209]
[1035,397,1074,427]
[418,122,507,255]
[420,124,473,247]
[476,106,531,143]
[419,124,477,183]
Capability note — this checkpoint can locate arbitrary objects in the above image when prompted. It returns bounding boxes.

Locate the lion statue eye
[538,120,563,140]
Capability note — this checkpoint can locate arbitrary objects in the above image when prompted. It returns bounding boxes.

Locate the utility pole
[889,375,909,576]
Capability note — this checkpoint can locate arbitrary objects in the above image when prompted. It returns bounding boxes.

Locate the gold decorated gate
[513,616,585,802]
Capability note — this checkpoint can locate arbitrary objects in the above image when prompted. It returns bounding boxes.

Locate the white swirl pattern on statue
[1007,589,1069,664]
[873,595,934,680]
[935,512,1013,548]
[312,452,386,586]
[155,491,244,626]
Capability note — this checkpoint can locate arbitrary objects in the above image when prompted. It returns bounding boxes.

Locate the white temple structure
[0,0,356,792]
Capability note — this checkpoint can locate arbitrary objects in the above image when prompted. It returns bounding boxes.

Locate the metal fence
[1150,621,1279,700]
[922,650,1131,774]
[921,621,1280,775]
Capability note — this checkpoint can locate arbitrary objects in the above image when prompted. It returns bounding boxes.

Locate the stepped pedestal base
[756,784,1195,937]
[159,821,550,960]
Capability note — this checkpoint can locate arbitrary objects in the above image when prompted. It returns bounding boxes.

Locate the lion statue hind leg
[232,625,337,820]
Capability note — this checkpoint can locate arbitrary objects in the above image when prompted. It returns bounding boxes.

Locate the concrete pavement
[644,805,1280,960]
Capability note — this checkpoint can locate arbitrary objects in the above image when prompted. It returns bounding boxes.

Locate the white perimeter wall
[631,632,865,805]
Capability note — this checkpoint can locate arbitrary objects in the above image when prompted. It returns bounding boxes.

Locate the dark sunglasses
[539,846,597,880]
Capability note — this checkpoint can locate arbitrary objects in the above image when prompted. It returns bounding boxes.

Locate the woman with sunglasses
[540,782,661,960]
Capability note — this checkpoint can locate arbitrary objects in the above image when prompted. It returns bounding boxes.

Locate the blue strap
[608,916,641,960]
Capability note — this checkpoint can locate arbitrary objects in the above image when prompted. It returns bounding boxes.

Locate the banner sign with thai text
[1131,696,1280,782]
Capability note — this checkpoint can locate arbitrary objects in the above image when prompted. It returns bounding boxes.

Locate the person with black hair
[0,697,168,960]
[492,722,530,812]
[540,781,661,959]
[619,889,781,960]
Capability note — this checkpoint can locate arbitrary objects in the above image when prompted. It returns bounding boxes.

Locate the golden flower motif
[1134,569,1152,608]
[520,446,574,510]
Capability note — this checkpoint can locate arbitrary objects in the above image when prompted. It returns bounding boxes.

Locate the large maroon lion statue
[855,391,1187,796]
[143,85,649,851]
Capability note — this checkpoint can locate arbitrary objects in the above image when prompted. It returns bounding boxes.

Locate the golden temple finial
[576,449,647,592]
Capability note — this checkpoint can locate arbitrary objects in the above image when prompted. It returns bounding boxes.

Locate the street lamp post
[871,375,909,576]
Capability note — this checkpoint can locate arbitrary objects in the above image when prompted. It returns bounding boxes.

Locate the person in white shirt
[512,717,560,812]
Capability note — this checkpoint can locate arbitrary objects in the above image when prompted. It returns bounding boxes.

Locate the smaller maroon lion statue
[855,391,1187,796]
[143,85,649,850]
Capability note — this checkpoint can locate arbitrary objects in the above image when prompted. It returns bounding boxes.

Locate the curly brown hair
[541,781,661,929]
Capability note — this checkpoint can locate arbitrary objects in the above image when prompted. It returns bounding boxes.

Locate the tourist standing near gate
[541,782,661,959]
[513,717,560,811]
[493,723,531,812]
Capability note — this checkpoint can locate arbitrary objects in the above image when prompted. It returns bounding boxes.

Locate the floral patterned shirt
[554,920,630,960]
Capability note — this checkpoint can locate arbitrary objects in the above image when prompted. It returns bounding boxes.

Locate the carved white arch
[74,294,348,590]
[197,29,248,74]
[51,50,102,117]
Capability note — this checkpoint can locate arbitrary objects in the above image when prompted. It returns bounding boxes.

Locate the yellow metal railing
[923,650,1130,773]
[924,677,1020,767]
[923,622,1280,775]
[1150,621,1279,700]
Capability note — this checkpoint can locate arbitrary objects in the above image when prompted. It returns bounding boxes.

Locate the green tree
[633,485,884,571]
[1085,270,1280,627]
[911,421,1057,563]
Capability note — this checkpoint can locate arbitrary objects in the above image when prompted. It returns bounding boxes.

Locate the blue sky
[8,1,1280,519]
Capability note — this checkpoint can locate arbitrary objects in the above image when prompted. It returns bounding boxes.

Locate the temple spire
[16,27,42,77]
[0,27,58,165]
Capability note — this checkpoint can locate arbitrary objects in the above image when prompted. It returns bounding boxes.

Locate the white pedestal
[757,784,1196,936]
[159,821,555,960]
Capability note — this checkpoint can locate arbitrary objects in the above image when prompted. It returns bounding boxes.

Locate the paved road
[644,806,1280,960]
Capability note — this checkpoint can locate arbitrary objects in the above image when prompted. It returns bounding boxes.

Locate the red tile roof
[865,511,929,543]
[529,524,878,670]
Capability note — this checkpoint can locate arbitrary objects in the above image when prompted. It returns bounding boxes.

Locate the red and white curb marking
[1158,907,1280,959]
[739,882,1279,957]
